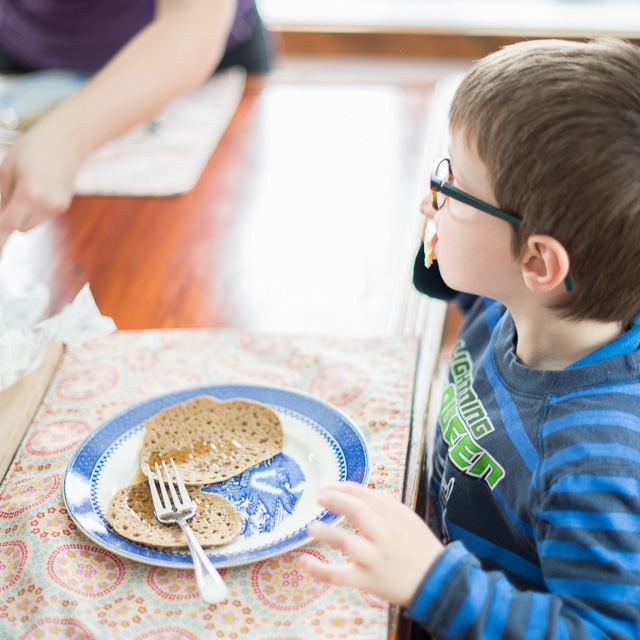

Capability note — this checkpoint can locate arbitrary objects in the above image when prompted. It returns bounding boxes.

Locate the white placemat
[0,67,246,197]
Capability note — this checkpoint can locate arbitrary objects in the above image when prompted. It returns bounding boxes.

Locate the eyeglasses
[430,157,574,292]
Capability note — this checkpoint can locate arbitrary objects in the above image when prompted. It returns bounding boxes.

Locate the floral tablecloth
[0,328,419,639]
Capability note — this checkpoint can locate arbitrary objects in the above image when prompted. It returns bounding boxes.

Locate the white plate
[64,384,370,568]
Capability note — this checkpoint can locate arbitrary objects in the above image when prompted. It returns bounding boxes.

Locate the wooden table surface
[1,74,435,336]
[0,70,446,639]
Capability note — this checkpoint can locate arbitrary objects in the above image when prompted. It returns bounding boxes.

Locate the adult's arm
[0,0,237,246]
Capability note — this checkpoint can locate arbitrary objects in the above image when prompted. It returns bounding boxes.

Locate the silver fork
[146,459,227,604]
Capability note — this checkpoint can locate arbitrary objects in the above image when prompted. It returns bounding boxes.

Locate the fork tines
[146,459,194,518]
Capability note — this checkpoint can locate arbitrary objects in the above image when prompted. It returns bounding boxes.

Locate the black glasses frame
[429,157,574,292]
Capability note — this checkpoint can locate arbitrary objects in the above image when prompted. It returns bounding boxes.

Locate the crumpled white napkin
[0,279,116,392]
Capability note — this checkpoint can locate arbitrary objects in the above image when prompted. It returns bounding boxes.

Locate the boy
[300,38,640,638]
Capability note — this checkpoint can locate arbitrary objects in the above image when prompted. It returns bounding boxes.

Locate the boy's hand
[300,482,444,607]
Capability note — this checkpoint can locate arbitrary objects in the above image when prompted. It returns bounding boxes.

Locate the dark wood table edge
[388,299,447,639]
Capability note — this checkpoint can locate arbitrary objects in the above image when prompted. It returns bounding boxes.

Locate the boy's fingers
[322,481,368,496]
[300,553,347,585]
[318,488,384,542]
[321,483,400,516]
[300,553,367,590]
[307,521,377,566]
[323,481,393,504]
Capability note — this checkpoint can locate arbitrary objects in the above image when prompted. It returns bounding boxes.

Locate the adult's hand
[0,0,236,251]
[0,114,81,240]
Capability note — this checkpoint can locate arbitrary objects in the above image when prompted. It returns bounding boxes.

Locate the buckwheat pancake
[423,219,437,267]
[140,396,284,485]
[106,481,241,548]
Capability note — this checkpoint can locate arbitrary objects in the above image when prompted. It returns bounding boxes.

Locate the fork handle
[176,520,227,604]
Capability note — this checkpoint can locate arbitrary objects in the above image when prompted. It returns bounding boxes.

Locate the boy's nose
[420,196,436,219]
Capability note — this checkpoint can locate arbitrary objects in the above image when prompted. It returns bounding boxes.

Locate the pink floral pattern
[46,545,126,598]
[147,566,228,601]
[55,365,119,401]
[308,363,370,407]
[132,627,200,640]
[0,542,27,592]
[19,617,95,640]
[0,475,61,518]
[25,420,92,457]
[0,328,418,638]
[251,551,330,611]
[136,367,205,398]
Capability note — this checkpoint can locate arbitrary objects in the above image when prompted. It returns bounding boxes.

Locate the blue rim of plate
[63,384,370,568]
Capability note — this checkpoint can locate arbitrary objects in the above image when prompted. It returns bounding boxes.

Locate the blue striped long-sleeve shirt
[407,294,640,639]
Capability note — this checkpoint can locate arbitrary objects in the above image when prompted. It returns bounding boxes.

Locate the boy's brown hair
[449,38,640,326]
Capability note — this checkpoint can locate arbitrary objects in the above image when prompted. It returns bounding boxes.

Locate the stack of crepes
[106,396,284,549]
[423,219,438,268]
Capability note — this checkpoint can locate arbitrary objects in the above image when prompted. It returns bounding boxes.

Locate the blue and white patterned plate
[64,384,370,568]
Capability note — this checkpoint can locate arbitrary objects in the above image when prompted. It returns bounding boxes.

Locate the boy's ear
[520,235,570,293]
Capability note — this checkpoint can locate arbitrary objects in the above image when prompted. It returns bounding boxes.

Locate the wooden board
[0,341,64,481]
